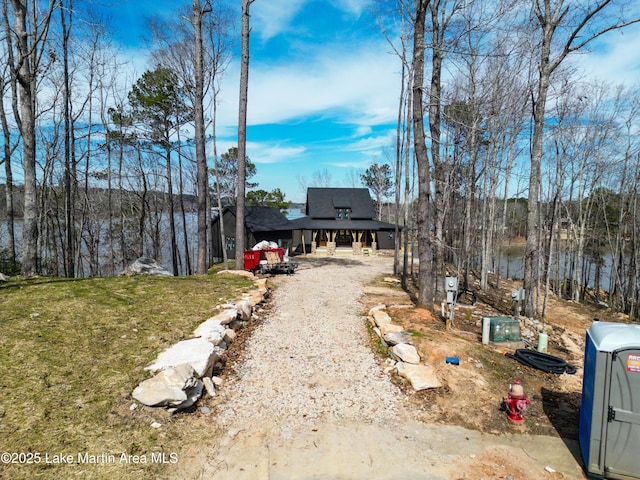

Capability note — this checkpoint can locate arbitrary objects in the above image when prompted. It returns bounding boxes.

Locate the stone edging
[131,270,268,413]
[368,304,442,391]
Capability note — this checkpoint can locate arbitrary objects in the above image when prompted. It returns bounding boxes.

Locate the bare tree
[0,26,20,270]
[193,0,210,273]
[6,0,57,275]
[235,0,255,269]
[411,0,435,308]
[523,0,640,317]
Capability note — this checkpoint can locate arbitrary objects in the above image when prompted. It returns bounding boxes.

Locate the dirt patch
[362,271,625,441]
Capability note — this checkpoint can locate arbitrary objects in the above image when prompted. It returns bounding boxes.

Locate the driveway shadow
[541,387,585,470]
[293,256,368,269]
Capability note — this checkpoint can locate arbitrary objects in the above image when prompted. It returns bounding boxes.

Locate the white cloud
[251,0,311,41]
[212,138,306,165]
[216,39,402,129]
[355,125,373,136]
[341,129,396,154]
[579,24,640,87]
[247,142,307,164]
[328,0,369,17]
[329,159,371,169]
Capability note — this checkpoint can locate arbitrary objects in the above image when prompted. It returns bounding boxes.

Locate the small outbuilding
[210,206,294,262]
[290,187,398,255]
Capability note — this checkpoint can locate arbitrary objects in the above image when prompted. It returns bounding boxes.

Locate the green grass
[0,271,253,479]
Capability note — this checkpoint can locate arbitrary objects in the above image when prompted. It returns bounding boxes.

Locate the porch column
[352,230,362,255]
[327,230,336,256]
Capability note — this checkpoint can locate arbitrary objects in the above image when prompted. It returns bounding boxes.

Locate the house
[290,187,398,255]
[210,206,294,261]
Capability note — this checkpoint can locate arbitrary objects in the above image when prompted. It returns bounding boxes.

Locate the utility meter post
[512,289,525,320]
[445,276,458,331]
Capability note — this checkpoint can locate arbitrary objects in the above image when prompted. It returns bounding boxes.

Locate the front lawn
[0,271,252,479]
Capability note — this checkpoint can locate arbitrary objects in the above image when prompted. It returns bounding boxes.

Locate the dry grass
[0,270,253,479]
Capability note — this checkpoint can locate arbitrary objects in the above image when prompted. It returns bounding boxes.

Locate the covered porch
[289,216,398,256]
[310,228,378,255]
[292,228,382,256]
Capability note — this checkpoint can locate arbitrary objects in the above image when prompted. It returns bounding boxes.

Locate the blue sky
[216,1,403,203]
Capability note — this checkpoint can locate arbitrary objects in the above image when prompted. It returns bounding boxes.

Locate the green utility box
[484,316,521,343]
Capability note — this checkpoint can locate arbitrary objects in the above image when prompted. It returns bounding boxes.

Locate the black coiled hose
[505,348,577,375]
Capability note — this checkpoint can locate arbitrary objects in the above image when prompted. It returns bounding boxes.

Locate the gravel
[216,256,404,435]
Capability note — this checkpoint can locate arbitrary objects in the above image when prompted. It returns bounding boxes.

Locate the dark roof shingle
[226,206,293,232]
[306,188,376,219]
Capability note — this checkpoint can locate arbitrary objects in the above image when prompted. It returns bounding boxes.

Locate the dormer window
[336,208,351,220]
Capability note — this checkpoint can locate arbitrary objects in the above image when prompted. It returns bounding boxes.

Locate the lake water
[0,219,616,288]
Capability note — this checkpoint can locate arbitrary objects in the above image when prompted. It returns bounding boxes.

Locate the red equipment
[504,380,530,425]
[243,248,283,271]
[243,248,297,275]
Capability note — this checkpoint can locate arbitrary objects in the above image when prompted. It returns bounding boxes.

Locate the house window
[335,208,351,220]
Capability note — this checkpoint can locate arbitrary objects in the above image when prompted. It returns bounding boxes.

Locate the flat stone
[193,319,227,345]
[244,290,266,307]
[396,363,442,391]
[379,323,404,336]
[392,344,421,364]
[217,269,255,278]
[133,364,198,407]
[146,338,219,377]
[368,304,387,316]
[120,257,172,277]
[208,308,238,326]
[371,310,392,328]
[211,376,223,387]
[224,328,237,344]
[383,331,413,346]
[171,381,203,412]
[202,376,216,396]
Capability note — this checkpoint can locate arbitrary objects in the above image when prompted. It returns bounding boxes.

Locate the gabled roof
[306,188,376,219]
[226,206,293,232]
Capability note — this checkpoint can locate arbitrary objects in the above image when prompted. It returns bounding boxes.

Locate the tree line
[376,0,640,321]
[1,0,238,277]
[2,0,640,322]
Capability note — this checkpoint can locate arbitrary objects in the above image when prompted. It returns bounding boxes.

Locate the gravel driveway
[175,255,587,480]
[216,255,404,435]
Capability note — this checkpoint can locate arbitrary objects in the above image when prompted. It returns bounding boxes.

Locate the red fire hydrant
[504,380,530,424]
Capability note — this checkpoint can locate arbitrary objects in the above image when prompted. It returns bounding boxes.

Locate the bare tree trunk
[193,0,209,274]
[412,0,435,309]
[10,0,48,275]
[165,148,178,275]
[402,76,413,289]
[176,129,192,275]
[0,64,17,270]
[393,60,405,275]
[136,146,147,257]
[118,132,126,268]
[212,91,229,269]
[429,1,446,300]
[60,0,76,278]
[235,0,255,269]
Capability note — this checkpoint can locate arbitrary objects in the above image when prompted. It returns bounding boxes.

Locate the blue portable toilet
[579,321,640,479]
